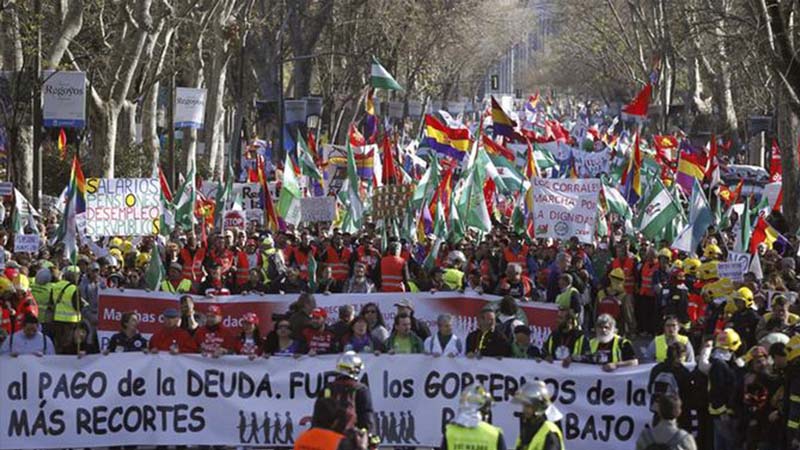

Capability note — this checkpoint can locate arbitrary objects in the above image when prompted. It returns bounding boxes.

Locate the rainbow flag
[422,114,470,161]
[68,155,86,214]
[676,146,707,195]
[491,96,516,138]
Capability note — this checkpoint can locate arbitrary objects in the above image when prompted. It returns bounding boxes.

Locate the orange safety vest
[292,246,316,280]
[639,261,657,297]
[180,247,206,283]
[234,251,250,287]
[325,245,352,281]
[611,257,636,295]
[380,255,406,292]
[293,428,343,450]
[503,246,528,271]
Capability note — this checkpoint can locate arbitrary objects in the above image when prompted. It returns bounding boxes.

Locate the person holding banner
[148,307,198,354]
[440,385,507,450]
[466,307,512,358]
[587,314,638,372]
[0,313,55,356]
[106,311,148,353]
[542,305,590,366]
[511,380,564,450]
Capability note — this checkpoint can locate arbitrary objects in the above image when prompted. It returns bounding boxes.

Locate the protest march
[4,2,800,450]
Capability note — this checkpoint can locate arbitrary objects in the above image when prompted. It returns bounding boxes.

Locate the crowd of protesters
[0,210,799,450]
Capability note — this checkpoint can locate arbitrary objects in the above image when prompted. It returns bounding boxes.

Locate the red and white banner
[97,290,559,349]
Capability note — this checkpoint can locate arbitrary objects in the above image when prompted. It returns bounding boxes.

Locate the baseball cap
[310,308,328,319]
[394,299,414,310]
[207,305,222,316]
[163,308,180,318]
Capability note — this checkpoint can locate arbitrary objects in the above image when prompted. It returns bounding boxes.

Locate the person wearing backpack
[0,313,54,355]
[635,394,697,450]
[323,351,374,434]
[440,385,507,450]
[648,342,693,429]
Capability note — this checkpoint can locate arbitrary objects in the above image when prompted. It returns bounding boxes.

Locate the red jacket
[149,326,199,353]
[194,324,241,354]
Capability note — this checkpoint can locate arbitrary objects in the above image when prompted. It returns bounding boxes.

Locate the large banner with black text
[0,354,652,450]
[97,291,559,350]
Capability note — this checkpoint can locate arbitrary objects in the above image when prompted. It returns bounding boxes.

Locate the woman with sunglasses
[359,303,389,344]
[263,317,306,357]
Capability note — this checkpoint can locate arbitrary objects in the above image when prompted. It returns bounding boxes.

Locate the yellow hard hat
[704,244,723,259]
[672,260,683,270]
[109,248,123,258]
[715,328,742,352]
[121,240,134,254]
[658,248,673,260]
[698,261,719,281]
[733,287,754,309]
[136,252,151,268]
[787,334,800,362]
[609,268,625,280]
[683,258,701,274]
[109,237,123,249]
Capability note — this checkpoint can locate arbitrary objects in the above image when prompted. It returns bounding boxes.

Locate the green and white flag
[411,154,440,210]
[636,179,685,243]
[602,183,634,234]
[371,56,403,91]
[455,161,492,234]
[174,165,196,230]
[308,254,318,292]
[341,139,365,233]
[144,245,165,291]
[734,197,751,253]
[475,148,510,194]
[297,130,324,188]
[488,153,526,193]
[214,163,234,229]
[277,154,302,225]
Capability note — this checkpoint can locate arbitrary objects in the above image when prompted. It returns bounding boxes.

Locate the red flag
[621,83,652,119]
[770,139,782,183]
[481,135,516,161]
[158,167,173,202]
[307,130,318,162]
[381,135,398,185]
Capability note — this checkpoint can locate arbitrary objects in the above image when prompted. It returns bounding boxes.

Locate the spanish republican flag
[490,96,517,138]
[422,115,470,161]
[749,215,780,254]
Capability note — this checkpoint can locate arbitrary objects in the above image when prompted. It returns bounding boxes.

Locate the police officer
[440,385,506,450]
[512,381,564,450]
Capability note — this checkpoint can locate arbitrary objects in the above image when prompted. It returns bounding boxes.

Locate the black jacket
[466,328,511,357]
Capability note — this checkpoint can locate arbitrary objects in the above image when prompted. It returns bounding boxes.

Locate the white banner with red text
[0,354,652,450]
[97,290,559,349]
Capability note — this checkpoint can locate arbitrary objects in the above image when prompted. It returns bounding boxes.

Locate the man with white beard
[588,313,638,372]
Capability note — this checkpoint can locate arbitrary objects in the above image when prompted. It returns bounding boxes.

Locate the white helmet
[512,381,551,415]
[335,351,364,379]
[447,250,466,266]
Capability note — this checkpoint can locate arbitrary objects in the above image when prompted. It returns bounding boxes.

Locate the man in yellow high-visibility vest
[441,385,506,450]
[512,380,564,450]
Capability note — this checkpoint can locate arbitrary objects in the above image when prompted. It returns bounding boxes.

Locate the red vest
[639,261,657,297]
[292,245,317,280]
[325,246,352,281]
[380,255,405,292]
[356,246,379,272]
[180,247,206,283]
[293,428,343,450]
[234,251,250,287]
[611,257,636,295]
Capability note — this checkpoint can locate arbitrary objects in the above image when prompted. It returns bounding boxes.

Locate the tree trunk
[91,102,121,178]
[775,84,800,233]
[142,81,161,174]
[203,47,231,181]
[9,125,33,199]
[292,57,313,98]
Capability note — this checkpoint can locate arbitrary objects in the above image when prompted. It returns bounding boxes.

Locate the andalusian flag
[144,244,165,291]
[341,139,365,232]
[174,165,196,230]
[371,56,403,91]
[637,179,684,243]
[602,183,634,234]
[277,153,302,225]
[673,179,712,253]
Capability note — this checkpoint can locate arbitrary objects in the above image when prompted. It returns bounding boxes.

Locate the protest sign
[299,197,336,223]
[84,178,161,237]
[571,148,611,177]
[174,88,206,129]
[42,71,86,128]
[223,210,245,230]
[531,178,601,243]
[372,184,413,219]
[284,100,307,124]
[0,354,651,450]
[200,182,264,225]
[97,291,558,350]
[13,234,40,253]
[717,261,745,282]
